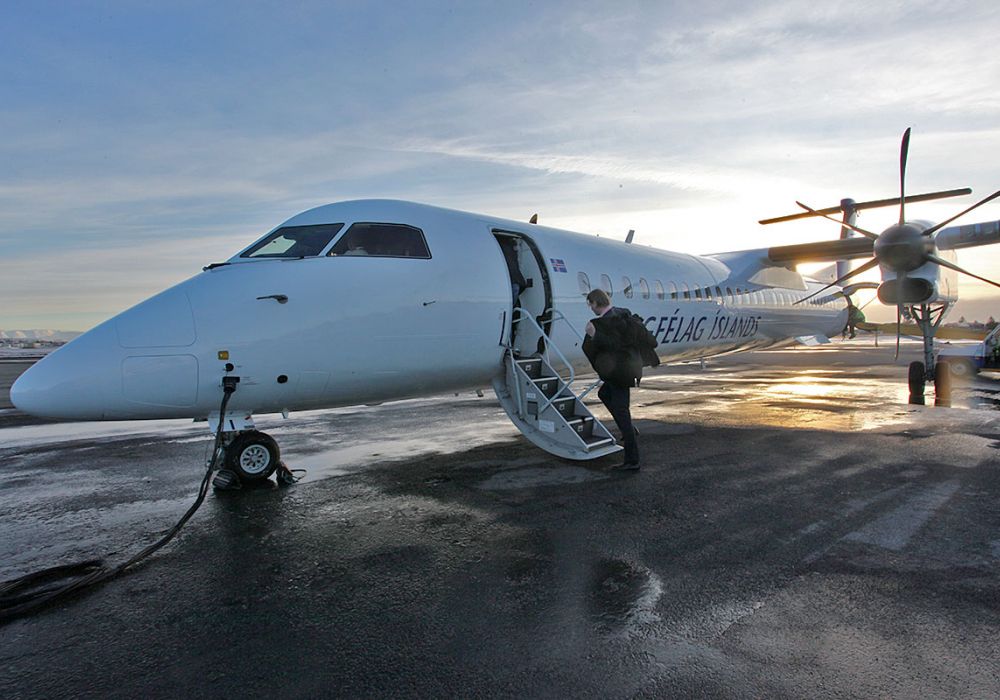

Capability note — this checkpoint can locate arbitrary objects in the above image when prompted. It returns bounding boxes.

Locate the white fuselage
[11,200,847,420]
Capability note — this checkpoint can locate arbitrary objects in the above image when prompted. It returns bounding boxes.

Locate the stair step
[584,436,615,450]
[531,376,560,398]
[567,415,595,440]
[515,358,543,379]
[550,396,576,418]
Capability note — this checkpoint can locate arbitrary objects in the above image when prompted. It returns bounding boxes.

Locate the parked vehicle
[936,325,1000,377]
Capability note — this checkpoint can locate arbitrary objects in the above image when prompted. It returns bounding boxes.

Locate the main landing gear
[907,360,953,407]
[905,302,952,407]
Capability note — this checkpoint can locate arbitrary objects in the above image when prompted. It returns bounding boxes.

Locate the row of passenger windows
[241,223,432,259]
[577,272,838,307]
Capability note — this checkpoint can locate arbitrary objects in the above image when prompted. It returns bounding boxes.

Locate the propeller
[794,128,1000,323]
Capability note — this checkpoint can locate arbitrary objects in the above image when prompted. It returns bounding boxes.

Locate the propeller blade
[895,304,902,361]
[759,189,971,225]
[922,189,1000,237]
[899,127,911,225]
[926,253,1000,290]
[794,257,881,305]
[794,201,880,240]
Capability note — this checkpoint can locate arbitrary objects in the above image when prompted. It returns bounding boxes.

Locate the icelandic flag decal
[550,258,567,273]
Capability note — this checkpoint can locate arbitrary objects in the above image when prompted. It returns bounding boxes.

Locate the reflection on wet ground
[635,368,915,432]
[957,372,1000,409]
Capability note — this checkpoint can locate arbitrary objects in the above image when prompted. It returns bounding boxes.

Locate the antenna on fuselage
[529,214,538,224]
[625,229,635,244]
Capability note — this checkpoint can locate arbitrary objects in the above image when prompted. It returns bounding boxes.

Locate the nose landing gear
[209,375,301,490]
[225,430,280,480]
[212,429,293,490]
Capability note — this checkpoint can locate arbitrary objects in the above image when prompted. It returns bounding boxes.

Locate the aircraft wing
[767,237,874,264]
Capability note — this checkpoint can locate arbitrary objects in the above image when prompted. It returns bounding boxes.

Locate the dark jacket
[582,307,659,388]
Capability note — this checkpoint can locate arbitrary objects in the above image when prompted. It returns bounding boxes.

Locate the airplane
[10,130,1000,484]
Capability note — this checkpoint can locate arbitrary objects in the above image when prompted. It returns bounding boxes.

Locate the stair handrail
[512,307,599,417]
[576,377,602,402]
[507,350,526,418]
[511,308,576,388]
[544,308,585,342]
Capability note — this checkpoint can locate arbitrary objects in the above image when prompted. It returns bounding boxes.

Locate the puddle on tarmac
[633,369,916,432]
[587,558,663,637]
[958,373,1000,410]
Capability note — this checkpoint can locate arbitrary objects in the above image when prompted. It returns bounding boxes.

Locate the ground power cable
[0,378,238,624]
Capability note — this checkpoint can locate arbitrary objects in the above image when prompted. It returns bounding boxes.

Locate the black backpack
[626,313,660,369]
[626,313,658,350]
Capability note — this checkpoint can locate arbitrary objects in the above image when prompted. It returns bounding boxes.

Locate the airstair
[492,309,622,461]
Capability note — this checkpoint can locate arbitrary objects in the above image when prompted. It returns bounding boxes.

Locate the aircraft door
[493,231,552,356]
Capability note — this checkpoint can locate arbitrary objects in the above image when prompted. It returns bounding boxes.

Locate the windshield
[241,223,345,258]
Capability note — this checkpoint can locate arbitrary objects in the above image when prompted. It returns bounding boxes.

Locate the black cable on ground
[0,379,238,624]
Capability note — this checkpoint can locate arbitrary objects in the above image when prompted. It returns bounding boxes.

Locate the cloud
[3,1,1000,329]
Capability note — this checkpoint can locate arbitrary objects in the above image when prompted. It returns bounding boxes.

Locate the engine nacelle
[878,277,935,304]
[877,251,959,305]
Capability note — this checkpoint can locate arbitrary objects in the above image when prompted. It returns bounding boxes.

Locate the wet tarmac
[2,339,999,698]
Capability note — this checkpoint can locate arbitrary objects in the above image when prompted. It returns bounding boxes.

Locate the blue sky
[3,1,1000,329]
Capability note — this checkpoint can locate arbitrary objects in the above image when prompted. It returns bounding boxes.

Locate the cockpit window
[241,223,345,258]
[327,222,431,259]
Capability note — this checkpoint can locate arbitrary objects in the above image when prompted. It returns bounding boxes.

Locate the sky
[3,0,1000,330]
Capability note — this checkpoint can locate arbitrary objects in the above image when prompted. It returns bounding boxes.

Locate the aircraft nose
[10,324,117,420]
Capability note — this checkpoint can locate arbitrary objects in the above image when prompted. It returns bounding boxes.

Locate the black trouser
[598,382,638,464]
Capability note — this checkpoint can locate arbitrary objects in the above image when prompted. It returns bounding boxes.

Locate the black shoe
[612,461,640,471]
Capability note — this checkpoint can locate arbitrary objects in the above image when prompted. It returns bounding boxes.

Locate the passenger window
[242,223,345,258]
[578,271,591,295]
[668,282,678,299]
[622,276,634,298]
[694,288,702,300]
[639,278,650,299]
[705,287,713,301]
[681,283,690,300]
[600,274,613,297]
[715,286,723,300]
[655,280,665,300]
[328,222,430,258]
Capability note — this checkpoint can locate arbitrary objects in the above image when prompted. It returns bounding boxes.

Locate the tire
[934,362,952,407]
[225,430,280,481]
[908,361,925,396]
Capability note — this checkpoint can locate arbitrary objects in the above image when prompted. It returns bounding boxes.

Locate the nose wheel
[224,430,280,481]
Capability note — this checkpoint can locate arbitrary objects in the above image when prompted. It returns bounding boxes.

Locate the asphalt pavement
[1,340,999,698]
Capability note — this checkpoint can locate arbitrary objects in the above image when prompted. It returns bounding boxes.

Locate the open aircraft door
[492,230,553,356]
